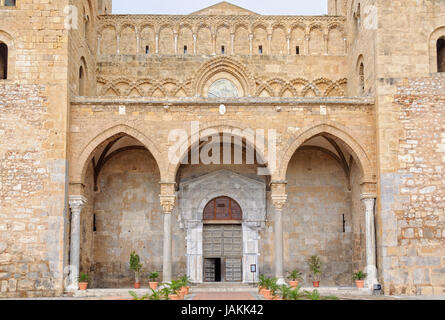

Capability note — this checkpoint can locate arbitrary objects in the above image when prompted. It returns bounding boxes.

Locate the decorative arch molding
[191,56,255,97]
[72,124,165,184]
[429,26,445,73]
[165,121,269,182]
[0,29,16,80]
[276,122,374,183]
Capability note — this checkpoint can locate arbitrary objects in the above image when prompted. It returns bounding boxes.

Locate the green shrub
[79,272,89,283]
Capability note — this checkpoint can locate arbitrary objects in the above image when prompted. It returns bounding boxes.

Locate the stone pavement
[189,292,259,300]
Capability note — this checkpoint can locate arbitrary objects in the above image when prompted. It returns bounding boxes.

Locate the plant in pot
[167,280,183,300]
[129,251,143,289]
[179,275,191,296]
[269,282,281,300]
[308,255,322,287]
[78,272,89,291]
[258,274,267,295]
[148,272,159,290]
[353,271,367,289]
[287,269,303,288]
[262,277,277,300]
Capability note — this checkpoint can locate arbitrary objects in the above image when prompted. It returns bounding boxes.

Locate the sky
[111,0,328,16]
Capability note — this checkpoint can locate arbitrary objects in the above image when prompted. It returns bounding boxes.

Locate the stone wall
[284,149,358,286]
[380,74,445,295]
[0,0,70,298]
[85,149,164,287]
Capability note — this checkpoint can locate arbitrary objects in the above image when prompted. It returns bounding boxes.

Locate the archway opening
[77,133,162,288]
[284,133,366,286]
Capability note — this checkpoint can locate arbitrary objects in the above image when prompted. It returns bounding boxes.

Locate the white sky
[112,0,328,16]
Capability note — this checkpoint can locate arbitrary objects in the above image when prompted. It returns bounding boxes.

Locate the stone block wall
[0,0,71,298]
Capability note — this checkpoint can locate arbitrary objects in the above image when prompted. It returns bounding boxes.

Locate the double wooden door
[203,224,242,282]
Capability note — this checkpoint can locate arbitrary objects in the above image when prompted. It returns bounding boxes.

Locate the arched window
[79,65,85,95]
[438,37,445,72]
[203,197,242,221]
[359,62,365,95]
[0,42,7,80]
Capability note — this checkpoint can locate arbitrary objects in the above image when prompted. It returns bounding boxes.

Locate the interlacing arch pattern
[98,75,347,98]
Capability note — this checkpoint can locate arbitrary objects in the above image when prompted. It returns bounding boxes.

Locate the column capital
[360,193,376,201]
[271,194,287,210]
[68,195,87,212]
[160,195,176,214]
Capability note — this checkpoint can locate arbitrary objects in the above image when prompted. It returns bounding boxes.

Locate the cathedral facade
[0,0,444,297]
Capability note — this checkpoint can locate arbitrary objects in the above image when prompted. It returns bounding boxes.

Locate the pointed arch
[72,124,165,184]
[277,122,374,183]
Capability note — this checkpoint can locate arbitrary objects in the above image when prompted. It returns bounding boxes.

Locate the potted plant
[269,282,281,300]
[179,275,191,296]
[353,271,367,289]
[78,272,89,291]
[308,255,322,287]
[287,269,303,288]
[129,251,143,289]
[167,280,183,300]
[258,274,267,295]
[262,277,277,300]
[148,272,159,290]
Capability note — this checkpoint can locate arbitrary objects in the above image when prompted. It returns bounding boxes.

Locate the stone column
[305,35,310,55]
[361,194,378,288]
[324,34,329,55]
[212,33,216,55]
[116,34,120,55]
[67,195,87,291]
[193,34,197,55]
[267,34,272,55]
[287,36,291,55]
[343,37,348,55]
[231,33,235,55]
[97,35,101,55]
[248,34,253,56]
[174,32,178,55]
[271,182,287,285]
[155,33,159,54]
[160,183,176,283]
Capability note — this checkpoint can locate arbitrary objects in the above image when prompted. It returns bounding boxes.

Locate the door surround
[179,170,266,283]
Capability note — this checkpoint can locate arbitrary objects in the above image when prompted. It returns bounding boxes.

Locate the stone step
[190,283,258,293]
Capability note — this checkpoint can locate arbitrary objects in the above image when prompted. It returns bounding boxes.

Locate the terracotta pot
[134,282,141,289]
[79,282,88,291]
[312,281,320,288]
[258,286,265,294]
[289,280,299,288]
[180,286,189,296]
[262,289,272,299]
[149,282,158,290]
[169,294,181,300]
[355,280,365,289]
[186,286,190,294]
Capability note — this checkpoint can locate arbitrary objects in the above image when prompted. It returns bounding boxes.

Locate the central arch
[191,57,255,97]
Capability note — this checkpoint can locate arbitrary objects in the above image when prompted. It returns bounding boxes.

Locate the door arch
[203,196,242,221]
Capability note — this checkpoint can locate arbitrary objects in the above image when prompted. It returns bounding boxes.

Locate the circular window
[208,79,239,98]
[203,196,242,221]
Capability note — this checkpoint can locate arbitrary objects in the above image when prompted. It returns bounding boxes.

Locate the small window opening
[296,46,300,55]
[145,45,150,54]
[437,38,445,73]
[259,45,263,54]
[184,45,188,54]
[0,43,7,80]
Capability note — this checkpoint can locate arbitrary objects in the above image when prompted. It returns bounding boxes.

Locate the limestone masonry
[0,0,444,297]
